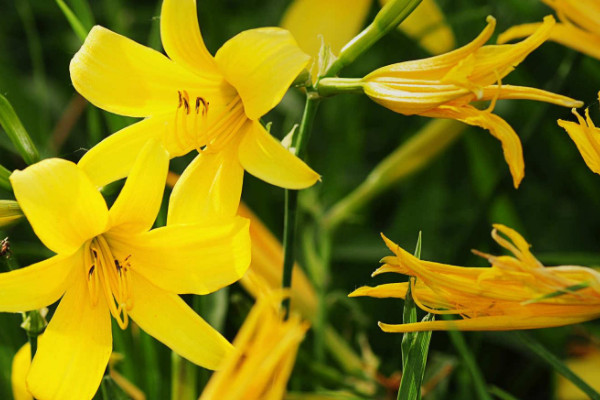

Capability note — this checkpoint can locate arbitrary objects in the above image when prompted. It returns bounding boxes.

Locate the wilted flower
[352,15,582,188]
[350,225,600,332]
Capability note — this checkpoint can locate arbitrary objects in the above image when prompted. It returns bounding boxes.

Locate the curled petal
[499,22,600,61]
[378,313,600,332]
[558,109,600,175]
[423,105,525,188]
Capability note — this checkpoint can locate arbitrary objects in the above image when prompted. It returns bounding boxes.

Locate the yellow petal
[78,115,185,188]
[71,26,218,118]
[558,112,600,175]
[160,0,219,75]
[498,22,600,61]
[27,272,112,400]
[238,121,320,189]
[129,272,233,370]
[168,144,244,225]
[366,16,496,81]
[0,252,80,312]
[458,16,555,86]
[107,217,250,295]
[423,105,525,188]
[11,159,108,254]
[478,84,583,108]
[12,341,33,400]
[280,0,371,77]
[215,28,311,120]
[349,283,408,299]
[387,0,456,54]
[108,140,169,233]
[378,313,598,332]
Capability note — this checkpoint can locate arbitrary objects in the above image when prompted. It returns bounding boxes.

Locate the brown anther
[0,238,10,257]
[183,98,190,114]
[177,91,182,108]
[88,265,95,279]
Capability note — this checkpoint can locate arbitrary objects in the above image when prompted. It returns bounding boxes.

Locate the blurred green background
[2,0,600,399]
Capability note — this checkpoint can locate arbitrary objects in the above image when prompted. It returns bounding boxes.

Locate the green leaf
[0,95,39,165]
[0,165,11,192]
[55,0,89,43]
[516,332,600,400]
[398,232,433,400]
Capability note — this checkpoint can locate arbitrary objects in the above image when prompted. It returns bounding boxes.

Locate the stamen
[485,70,502,113]
[86,236,134,329]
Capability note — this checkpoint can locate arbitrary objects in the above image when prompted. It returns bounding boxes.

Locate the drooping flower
[350,224,600,332]
[1,140,251,400]
[71,0,319,200]
[338,15,582,188]
[558,100,600,175]
[498,0,600,61]
[199,293,308,400]
[281,0,455,79]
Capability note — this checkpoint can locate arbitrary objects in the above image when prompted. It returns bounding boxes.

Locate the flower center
[172,90,247,153]
[85,235,133,329]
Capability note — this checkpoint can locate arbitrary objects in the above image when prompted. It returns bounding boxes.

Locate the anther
[88,265,95,280]
[177,91,182,108]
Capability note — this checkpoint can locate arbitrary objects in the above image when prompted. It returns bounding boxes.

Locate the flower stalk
[323,0,423,78]
[282,91,321,316]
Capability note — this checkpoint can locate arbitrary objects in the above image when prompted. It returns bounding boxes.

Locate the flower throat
[85,235,133,329]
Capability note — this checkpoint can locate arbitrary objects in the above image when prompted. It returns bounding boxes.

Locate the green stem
[322,0,423,78]
[317,78,364,97]
[171,353,197,400]
[282,93,320,316]
[314,229,331,362]
[445,325,492,400]
[516,331,600,400]
[0,164,12,192]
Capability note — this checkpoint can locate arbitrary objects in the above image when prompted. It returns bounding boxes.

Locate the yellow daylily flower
[558,101,600,175]
[355,15,582,188]
[281,0,454,79]
[350,224,600,332]
[71,0,319,195]
[199,293,308,400]
[0,140,251,400]
[498,0,600,61]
